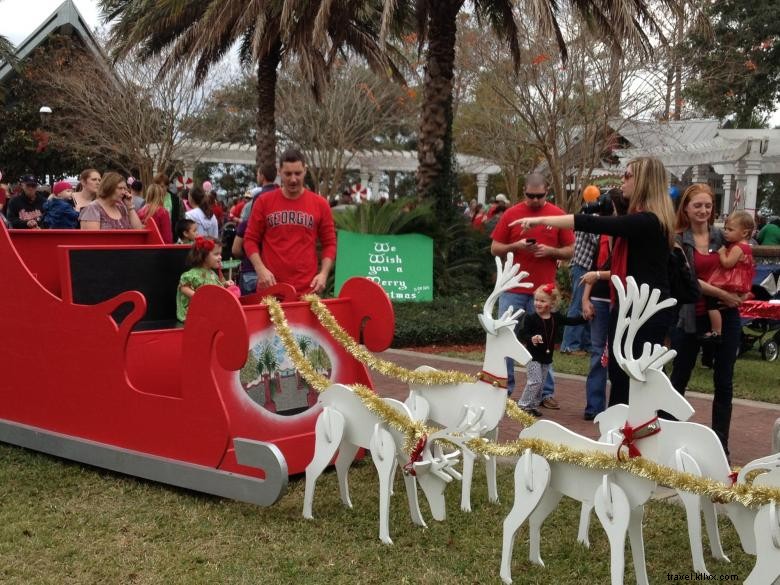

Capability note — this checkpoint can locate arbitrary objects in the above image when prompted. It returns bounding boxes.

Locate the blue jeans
[584,300,610,416]
[498,292,555,397]
[670,308,740,455]
[561,263,591,352]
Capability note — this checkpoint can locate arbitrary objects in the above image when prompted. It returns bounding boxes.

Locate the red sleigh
[0,221,394,506]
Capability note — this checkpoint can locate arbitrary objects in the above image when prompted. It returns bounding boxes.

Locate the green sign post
[334,231,433,302]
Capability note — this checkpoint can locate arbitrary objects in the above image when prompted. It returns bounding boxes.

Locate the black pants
[607,306,673,407]
[669,308,741,455]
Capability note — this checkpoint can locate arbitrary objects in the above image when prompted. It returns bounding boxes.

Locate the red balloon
[583,185,600,202]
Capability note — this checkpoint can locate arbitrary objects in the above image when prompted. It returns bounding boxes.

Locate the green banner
[335,231,433,302]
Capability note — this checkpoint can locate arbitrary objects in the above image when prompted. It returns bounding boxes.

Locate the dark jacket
[675,227,725,333]
[520,311,587,364]
[7,193,47,228]
[575,211,671,298]
[43,197,80,229]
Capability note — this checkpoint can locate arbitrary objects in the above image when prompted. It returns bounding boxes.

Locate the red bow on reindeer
[195,236,214,252]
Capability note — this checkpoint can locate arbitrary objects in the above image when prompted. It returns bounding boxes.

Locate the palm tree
[378,0,694,216]
[259,341,278,411]
[99,0,404,170]
[0,34,16,68]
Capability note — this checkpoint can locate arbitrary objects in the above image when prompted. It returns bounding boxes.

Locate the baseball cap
[21,175,38,185]
[496,194,509,204]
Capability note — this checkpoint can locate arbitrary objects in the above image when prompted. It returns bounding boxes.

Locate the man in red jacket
[243,149,336,294]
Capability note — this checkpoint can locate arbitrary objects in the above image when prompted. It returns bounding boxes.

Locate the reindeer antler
[413,413,489,481]
[612,276,677,382]
[480,252,532,335]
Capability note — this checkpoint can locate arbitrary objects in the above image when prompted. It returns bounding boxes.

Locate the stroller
[739,267,780,361]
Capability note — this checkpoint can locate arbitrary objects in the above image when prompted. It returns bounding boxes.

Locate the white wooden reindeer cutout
[500,277,695,585]
[405,252,532,512]
[303,383,476,544]
[582,405,780,578]
[744,468,780,585]
[579,403,736,576]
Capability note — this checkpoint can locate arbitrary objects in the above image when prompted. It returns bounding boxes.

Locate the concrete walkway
[374,348,780,467]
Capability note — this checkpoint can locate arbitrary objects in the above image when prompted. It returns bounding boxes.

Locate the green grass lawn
[0,443,759,584]
[439,349,780,404]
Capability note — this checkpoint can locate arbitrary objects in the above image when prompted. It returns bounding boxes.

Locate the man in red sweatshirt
[243,149,336,295]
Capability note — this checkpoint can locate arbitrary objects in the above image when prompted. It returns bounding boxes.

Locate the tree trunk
[417,0,463,218]
[672,16,684,121]
[255,41,282,170]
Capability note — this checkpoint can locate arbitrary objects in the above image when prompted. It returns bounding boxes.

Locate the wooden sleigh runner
[0,221,394,507]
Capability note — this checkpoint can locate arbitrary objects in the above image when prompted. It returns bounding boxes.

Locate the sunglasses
[622,171,633,180]
[525,192,547,200]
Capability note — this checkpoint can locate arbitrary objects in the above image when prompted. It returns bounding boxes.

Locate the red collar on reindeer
[476,370,508,389]
[402,434,428,476]
[617,416,661,461]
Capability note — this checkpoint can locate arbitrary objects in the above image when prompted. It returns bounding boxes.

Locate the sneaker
[521,407,543,418]
[541,397,560,410]
[583,412,596,421]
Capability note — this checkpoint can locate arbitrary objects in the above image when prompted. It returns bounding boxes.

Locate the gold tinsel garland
[504,398,540,428]
[264,297,780,508]
[303,294,476,386]
[264,296,429,452]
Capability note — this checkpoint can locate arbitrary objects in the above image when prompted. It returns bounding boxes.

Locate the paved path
[374,349,780,467]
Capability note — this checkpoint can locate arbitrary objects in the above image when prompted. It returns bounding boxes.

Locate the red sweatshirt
[243,189,337,293]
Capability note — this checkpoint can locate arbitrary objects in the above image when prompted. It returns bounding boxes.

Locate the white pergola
[615,120,780,215]
[170,140,502,203]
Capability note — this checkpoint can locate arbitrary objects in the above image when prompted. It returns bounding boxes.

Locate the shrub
[392,291,486,347]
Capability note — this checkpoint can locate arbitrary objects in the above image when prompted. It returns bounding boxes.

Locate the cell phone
[526,238,536,245]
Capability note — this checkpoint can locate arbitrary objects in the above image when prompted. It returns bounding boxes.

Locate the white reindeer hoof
[489,495,500,504]
[380,536,393,545]
[303,512,313,520]
[577,537,590,548]
[500,570,513,584]
[461,504,472,513]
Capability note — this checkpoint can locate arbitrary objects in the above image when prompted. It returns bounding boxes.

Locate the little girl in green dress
[176,236,236,322]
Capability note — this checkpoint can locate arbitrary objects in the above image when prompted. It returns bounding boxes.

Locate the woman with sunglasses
[511,157,676,406]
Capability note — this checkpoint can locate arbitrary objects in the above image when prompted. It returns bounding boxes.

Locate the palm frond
[0,33,18,69]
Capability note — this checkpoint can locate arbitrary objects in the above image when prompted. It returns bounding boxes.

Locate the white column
[476,173,488,205]
[721,174,733,217]
[359,168,370,202]
[369,169,381,201]
[735,142,763,214]
[691,164,705,183]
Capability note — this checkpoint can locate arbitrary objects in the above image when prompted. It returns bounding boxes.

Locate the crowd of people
[490,159,761,457]
[0,149,338,325]
[1,153,770,455]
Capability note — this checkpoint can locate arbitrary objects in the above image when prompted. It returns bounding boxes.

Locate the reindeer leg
[702,499,729,562]
[303,408,345,520]
[402,471,427,528]
[578,503,593,548]
[529,488,562,566]
[744,503,780,585]
[675,449,710,574]
[628,505,649,585]
[486,426,499,504]
[370,425,398,545]
[594,476,631,585]
[460,445,476,512]
[335,441,360,509]
[500,450,551,584]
